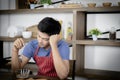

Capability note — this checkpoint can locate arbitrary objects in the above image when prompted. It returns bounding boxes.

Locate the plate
[16,74,29,78]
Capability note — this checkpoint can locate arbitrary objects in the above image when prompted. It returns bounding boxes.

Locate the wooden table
[0,71,61,80]
[0,62,63,80]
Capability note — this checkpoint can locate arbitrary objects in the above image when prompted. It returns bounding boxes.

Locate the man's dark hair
[38,17,61,36]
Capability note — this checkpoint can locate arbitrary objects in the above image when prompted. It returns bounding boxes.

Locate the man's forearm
[51,44,69,79]
[11,50,21,72]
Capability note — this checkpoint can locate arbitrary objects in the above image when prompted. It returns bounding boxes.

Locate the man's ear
[59,32,63,39]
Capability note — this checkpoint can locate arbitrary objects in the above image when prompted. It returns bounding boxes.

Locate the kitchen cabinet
[16,0,29,9]
[0,7,120,79]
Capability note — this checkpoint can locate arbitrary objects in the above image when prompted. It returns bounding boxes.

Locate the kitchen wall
[0,0,120,71]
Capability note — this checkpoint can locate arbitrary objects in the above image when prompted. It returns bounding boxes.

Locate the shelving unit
[73,8,120,79]
[0,7,120,14]
[0,8,74,14]
[76,40,120,46]
[0,6,120,79]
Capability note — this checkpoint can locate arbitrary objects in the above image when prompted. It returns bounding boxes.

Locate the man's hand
[49,34,61,46]
[12,38,25,52]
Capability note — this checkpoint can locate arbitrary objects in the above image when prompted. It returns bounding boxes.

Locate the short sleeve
[22,40,38,59]
[58,40,70,60]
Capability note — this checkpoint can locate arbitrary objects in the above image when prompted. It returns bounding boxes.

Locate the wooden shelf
[80,6,120,13]
[0,7,120,14]
[0,36,72,46]
[0,8,74,14]
[77,69,120,79]
[0,36,35,42]
[76,40,120,46]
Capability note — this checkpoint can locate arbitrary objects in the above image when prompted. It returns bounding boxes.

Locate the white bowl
[22,31,32,39]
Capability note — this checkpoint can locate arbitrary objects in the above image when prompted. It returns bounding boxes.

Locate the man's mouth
[38,43,44,47]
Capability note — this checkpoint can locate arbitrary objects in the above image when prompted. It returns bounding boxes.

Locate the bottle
[66,22,73,40]
[109,27,116,40]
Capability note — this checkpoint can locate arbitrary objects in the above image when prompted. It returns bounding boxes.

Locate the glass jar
[109,27,116,40]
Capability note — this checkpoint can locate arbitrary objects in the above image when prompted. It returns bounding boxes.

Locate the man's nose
[38,37,43,42]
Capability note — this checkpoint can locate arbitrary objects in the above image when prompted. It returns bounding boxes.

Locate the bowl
[22,31,32,39]
[103,2,112,7]
[87,3,96,7]
[15,69,30,79]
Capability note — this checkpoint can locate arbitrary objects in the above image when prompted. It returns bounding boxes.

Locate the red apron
[33,47,58,77]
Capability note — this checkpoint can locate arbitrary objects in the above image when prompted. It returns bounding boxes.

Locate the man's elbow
[58,71,69,79]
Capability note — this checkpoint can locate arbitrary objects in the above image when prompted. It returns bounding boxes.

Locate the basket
[59,4,82,8]
[103,2,112,7]
[87,3,96,8]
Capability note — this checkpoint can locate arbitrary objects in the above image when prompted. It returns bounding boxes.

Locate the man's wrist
[51,43,57,49]
[12,47,19,52]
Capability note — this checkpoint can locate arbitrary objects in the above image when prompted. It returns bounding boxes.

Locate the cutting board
[26,24,38,38]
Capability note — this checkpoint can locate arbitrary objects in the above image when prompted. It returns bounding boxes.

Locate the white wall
[0,0,120,71]
[87,14,120,38]
[86,13,120,71]
[0,0,16,10]
[85,46,120,71]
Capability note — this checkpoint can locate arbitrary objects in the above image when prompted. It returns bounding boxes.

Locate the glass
[109,27,116,40]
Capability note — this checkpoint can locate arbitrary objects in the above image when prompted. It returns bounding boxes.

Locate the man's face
[37,31,50,49]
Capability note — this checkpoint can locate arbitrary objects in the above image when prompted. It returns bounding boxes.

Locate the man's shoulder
[28,39,37,44]
[28,39,38,48]
[58,39,69,47]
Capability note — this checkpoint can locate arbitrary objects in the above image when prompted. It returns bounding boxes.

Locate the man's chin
[38,44,44,48]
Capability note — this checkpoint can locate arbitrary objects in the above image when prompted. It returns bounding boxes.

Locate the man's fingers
[13,38,25,49]
[19,38,25,46]
[17,38,23,47]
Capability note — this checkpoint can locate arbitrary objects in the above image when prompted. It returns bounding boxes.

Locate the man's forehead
[38,31,49,37]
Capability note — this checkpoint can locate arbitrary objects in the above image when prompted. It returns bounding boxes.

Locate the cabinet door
[16,0,29,9]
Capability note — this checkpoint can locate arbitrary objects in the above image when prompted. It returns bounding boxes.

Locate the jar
[109,27,116,40]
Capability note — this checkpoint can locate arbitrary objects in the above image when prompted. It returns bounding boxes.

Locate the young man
[12,17,70,79]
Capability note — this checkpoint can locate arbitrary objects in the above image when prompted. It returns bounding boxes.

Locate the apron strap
[34,46,40,56]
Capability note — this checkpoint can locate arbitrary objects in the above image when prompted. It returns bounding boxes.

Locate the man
[12,17,70,79]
